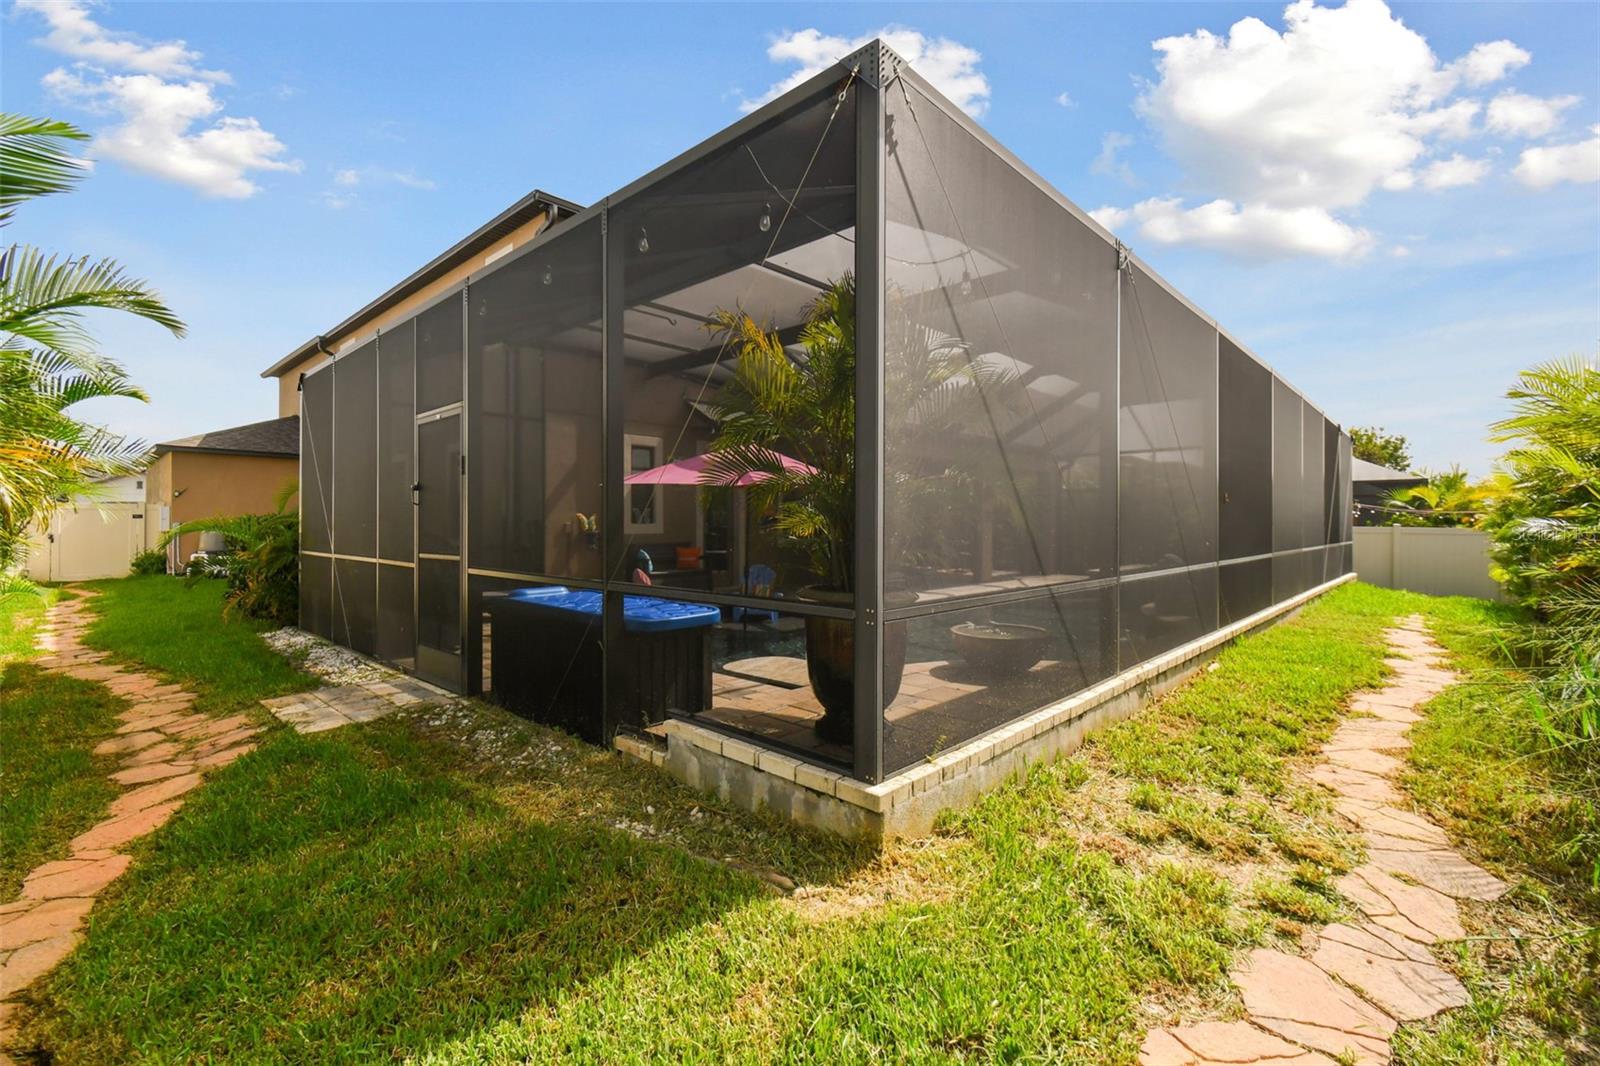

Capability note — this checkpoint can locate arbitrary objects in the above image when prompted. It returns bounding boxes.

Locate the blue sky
[4,0,1597,476]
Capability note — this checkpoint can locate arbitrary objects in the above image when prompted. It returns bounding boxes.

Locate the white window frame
[623,433,664,535]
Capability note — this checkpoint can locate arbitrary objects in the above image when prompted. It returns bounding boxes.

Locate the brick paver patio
[0,591,265,1054]
[1139,615,1507,1066]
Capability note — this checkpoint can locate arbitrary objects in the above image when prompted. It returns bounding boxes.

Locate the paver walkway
[0,591,264,1052]
[1139,615,1508,1066]
[261,675,453,732]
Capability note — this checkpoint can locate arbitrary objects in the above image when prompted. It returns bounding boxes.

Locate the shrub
[161,483,298,626]
[1482,355,1600,884]
[130,548,167,576]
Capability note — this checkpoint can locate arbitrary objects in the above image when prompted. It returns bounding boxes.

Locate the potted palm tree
[705,275,997,742]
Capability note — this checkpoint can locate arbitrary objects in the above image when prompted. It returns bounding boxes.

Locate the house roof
[260,188,584,380]
[1352,458,1425,485]
[154,415,300,459]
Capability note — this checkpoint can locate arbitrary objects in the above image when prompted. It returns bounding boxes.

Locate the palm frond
[0,114,90,224]
[1,245,187,353]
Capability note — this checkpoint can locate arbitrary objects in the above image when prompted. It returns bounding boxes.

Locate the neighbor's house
[24,473,146,583]
[145,416,301,567]
[1352,458,1427,525]
[272,42,1353,839]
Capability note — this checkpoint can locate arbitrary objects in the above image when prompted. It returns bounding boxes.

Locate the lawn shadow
[27,710,873,1063]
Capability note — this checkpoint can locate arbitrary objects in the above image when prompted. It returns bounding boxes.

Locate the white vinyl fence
[1353,526,1506,601]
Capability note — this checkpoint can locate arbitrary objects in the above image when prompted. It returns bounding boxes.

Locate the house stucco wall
[150,451,298,563]
[274,209,559,417]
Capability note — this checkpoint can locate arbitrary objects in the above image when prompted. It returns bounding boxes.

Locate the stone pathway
[262,675,454,733]
[1139,615,1509,1066]
[0,591,265,1050]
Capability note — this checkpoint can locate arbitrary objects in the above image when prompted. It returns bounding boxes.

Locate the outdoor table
[487,588,719,742]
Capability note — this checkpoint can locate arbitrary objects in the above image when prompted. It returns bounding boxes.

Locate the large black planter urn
[798,586,909,744]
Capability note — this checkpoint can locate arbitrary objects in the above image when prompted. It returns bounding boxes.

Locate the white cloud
[1485,91,1580,138]
[1390,244,1411,258]
[1447,40,1530,87]
[22,1,297,199]
[1097,0,1576,259]
[1420,153,1490,190]
[1091,132,1137,185]
[1089,198,1374,260]
[16,0,226,81]
[334,168,360,187]
[743,27,989,116]
[1055,91,1075,108]
[1513,126,1600,189]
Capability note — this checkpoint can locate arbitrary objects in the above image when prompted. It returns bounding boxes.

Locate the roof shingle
[155,415,299,458]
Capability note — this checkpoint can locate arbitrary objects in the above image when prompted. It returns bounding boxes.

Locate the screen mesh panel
[468,217,602,580]
[1119,265,1218,574]
[332,341,377,558]
[300,553,331,638]
[417,557,460,655]
[301,367,333,553]
[376,563,413,664]
[1300,398,1324,551]
[1219,338,1272,560]
[333,559,377,654]
[417,416,460,556]
[883,584,1116,774]
[883,79,1118,603]
[1271,378,1303,552]
[1219,557,1271,625]
[1120,566,1218,667]
[416,295,463,412]
[378,320,415,562]
[613,81,856,605]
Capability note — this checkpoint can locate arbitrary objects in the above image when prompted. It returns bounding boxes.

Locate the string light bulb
[636,228,650,254]
[759,203,772,233]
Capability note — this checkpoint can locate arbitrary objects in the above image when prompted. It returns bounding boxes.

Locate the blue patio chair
[730,563,778,624]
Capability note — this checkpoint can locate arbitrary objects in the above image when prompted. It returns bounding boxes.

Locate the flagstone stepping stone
[1335,865,1464,944]
[109,761,194,786]
[195,742,255,770]
[1232,950,1395,1066]
[0,931,82,996]
[1311,936,1467,1021]
[107,773,203,819]
[1348,701,1422,725]
[1309,765,1404,804]
[192,727,260,758]
[1334,800,1450,845]
[1365,847,1508,901]
[1139,1021,1337,1064]
[115,713,183,735]
[123,741,185,767]
[69,801,183,853]
[92,731,164,756]
[20,854,130,901]
[1324,748,1403,777]
[1317,922,1436,965]
[1323,722,1411,752]
[175,714,254,740]
[0,898,94,952]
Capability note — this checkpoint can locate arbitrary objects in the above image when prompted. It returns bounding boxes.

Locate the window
[624,433,663,534]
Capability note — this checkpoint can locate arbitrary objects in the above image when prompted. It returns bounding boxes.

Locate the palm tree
[0,113,185,584]
[162,481,300,624]
[1382,466,1498,529]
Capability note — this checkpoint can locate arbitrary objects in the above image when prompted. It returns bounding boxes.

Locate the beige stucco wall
[274,209,559,416]
[148,451,298,562]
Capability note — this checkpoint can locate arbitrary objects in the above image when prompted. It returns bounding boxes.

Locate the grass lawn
[13,578,1595,1063]
[80,575,317,714]
[0,587,123,900]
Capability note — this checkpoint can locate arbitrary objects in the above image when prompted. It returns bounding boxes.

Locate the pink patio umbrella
[623,448,814,600]
[622,448,814,487]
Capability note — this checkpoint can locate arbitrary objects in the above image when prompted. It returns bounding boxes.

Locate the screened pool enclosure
[299,42,1353,786]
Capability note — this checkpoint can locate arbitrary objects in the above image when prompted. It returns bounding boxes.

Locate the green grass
[80,575,317,714]
[17,577,1593,1063]
[0,584,57,663]
[22,578,1408,1064]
